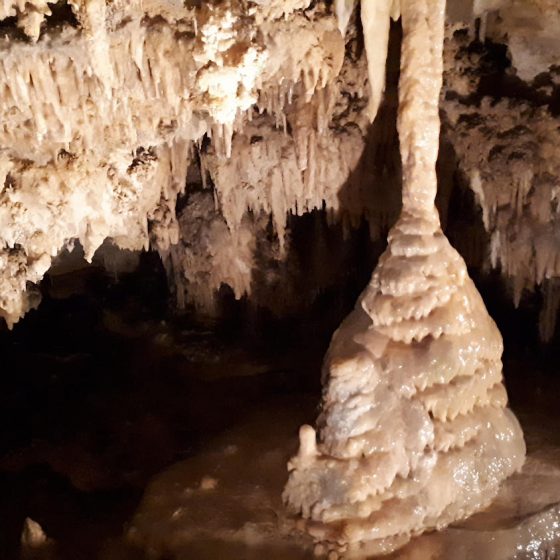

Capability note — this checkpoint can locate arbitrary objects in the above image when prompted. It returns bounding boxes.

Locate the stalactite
[361,0,400,122]
[334,0,356,36]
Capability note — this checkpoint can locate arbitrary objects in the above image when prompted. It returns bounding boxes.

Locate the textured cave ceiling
[2,3,560,559]
[0,0,559,339]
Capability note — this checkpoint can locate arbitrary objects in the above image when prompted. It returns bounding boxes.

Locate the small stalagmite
[282,0,526,556]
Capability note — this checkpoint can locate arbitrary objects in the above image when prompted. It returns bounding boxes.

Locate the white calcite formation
[0,0,347,327]
[361,0,400,122]
[283,0,526,556]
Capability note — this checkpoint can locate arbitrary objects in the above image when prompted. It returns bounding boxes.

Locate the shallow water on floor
[3,305,560,560]
[126,392,560,560]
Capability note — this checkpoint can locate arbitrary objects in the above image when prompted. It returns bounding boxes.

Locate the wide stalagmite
[282,0,526,557]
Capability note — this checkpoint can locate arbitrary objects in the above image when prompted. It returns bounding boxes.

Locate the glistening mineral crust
[283,0,526,556]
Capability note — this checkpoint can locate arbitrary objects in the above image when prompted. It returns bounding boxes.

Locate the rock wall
[442,3,560,340]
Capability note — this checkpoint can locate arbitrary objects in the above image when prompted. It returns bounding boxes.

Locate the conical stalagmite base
[283,0,525,556]
[283,209,526,557]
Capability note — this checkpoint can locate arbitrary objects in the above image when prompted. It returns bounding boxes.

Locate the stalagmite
[283,0,526,556]
[20,517,55,560]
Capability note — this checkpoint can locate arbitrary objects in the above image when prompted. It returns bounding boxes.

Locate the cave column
[398,0,445,216]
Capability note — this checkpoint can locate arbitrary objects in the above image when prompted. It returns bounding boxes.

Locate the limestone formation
[283,0,526,556]
[0,0,344,327]
[1,0,560,338]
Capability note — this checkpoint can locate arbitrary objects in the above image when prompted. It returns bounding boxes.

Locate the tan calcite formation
[283,214,526,557]
[442,26,560,341]
[164,191,260,312]
[0,0,52,41]
[470,0,560,81]
[0,141,190,326]
[283,0,526,556]
[201,52,372,252]
[0,0,345,327]
[361,0,400,122]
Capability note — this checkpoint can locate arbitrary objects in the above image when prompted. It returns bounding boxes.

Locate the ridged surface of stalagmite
[283,0,526,556]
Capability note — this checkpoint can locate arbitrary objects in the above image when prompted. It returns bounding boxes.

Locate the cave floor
[1,299,560,560]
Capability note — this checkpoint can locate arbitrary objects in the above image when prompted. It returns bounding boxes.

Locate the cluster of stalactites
[0,141,190,327]
[181,19,406,311]
[0,0,354,326]
[199,15,403,256]
[201,68,370,253]
[0,0,416,325]
[443,26,560,341]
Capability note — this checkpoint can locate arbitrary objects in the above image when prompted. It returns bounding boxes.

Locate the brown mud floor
[1,261,560,560]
